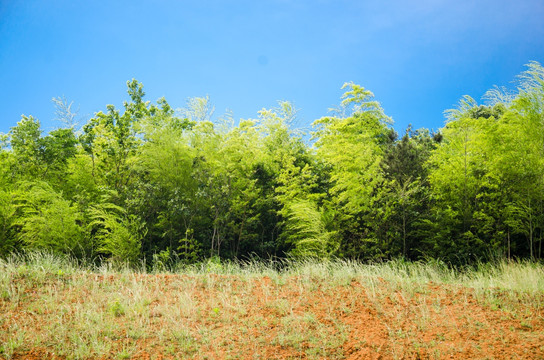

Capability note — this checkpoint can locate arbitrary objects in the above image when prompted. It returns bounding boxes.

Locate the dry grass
[0,253,543,359]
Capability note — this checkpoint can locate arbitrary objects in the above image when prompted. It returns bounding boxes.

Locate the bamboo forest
[1,62,543,267]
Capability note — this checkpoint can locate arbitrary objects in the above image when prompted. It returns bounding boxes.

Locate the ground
[1,266,543,359]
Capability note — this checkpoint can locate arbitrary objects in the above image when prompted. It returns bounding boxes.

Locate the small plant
[117,350,131,360]
[0,332,24,360]
[109,299,125,317]
[206,256,223,273]
[271,298,291,316]
[116,346,133,360]
[521,321,533,329]
[171,329,198,355]
[116,339,136,360]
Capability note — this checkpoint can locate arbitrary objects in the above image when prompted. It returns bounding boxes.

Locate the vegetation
[1,63,544,266]
[0,252,543,359]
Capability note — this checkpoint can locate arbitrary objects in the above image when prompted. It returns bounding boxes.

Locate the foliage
[1,62,543,265]
[13,182,86,256]
[0,190,17,256]
[284,200,338,258]
[88,203,145,265]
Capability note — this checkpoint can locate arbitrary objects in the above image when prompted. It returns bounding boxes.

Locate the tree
[9,115,43,179]
[0,189,17,256]
[52,95,81,129]
[487,62,544,259]
[80,79,149,195]
[380,127,437,259]
[284,200,338,258]
[426,101,501,262]
[88,203,145,265]
[312,82,392,259]
[13,182,86,256]
[133,99,200,260]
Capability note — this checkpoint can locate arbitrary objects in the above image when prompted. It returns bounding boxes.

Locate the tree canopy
[1,63,543,266]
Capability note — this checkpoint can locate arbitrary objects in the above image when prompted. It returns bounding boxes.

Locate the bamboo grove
[1,62,543,266]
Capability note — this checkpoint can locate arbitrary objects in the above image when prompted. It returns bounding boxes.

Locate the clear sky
[1,0,543,136]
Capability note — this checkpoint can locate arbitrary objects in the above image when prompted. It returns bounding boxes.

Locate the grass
[0,252,543,359]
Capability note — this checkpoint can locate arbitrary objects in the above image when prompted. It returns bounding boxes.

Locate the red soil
[2,274,543,359]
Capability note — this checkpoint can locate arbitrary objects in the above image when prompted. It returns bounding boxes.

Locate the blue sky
[1,0,543,136]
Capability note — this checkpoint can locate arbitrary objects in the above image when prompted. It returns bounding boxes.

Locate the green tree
[88,203,145,265]
[284,200,338,258]
[380,127,437,259]
[0,189,18,256]
[132,99,200,261]
[426,103,500,262]
[80,79,149,195]
[312,82,392,259]
[13,182,86,256]
[9,116,43,179]
[486,62,544,259]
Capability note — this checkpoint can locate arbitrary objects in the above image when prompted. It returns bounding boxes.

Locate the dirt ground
[2,273,543,359]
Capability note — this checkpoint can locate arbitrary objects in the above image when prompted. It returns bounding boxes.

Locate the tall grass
[2,251,543,291]
[2,251,543,309]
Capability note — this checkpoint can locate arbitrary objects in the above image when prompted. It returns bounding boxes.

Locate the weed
[1,289,10,301]
[117,350,132,360]
[270,298,291,316]
[0,330,25,360]
[521,321,533,329]
[115,338,136,359]
[109,299,125,317]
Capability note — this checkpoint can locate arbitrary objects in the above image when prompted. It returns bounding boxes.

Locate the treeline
[1,62,543,266]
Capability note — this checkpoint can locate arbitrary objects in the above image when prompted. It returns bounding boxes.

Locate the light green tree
[14,182,86,256]
[311,82,391,258]
[88,203,145,265]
